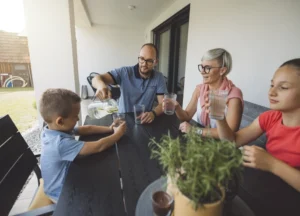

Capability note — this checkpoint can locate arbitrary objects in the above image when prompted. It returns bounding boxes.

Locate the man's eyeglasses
[138,57,155,65]
[198,64,222,74]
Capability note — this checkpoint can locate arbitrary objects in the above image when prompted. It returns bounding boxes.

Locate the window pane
[158,29,170,79]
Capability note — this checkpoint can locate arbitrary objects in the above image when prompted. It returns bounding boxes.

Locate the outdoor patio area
[1,0,300,216]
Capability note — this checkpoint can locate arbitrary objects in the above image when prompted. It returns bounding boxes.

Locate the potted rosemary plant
[150,128,243,216]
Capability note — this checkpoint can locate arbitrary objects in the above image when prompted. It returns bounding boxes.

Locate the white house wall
[23,0,80,124]
[146,0,300,110]
[76,25,145,96]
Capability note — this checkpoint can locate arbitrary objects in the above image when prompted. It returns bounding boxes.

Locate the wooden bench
[240,101,269,147]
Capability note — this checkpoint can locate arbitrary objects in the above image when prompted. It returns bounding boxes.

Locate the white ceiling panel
[84,0,176,28]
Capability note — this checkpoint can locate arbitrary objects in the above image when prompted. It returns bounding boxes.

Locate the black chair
[163,76,168,86]
[87,72,121,100]
[178,76,185,91]
[0,115,56,216]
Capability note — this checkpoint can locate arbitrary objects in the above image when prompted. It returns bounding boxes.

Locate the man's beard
[139,66,152,77]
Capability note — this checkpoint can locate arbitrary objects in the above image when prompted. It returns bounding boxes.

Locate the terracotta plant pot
[167,178,225,216]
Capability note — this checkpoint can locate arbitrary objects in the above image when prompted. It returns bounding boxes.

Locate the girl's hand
[243,145,277,172]
[179,121,192,133]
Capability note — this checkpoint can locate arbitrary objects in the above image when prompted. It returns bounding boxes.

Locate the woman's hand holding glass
[162,98,180,113]
[178,121,192,133]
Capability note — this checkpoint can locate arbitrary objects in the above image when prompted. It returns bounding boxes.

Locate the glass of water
[134,104,145,124]
[112,113,125,127]
[164,93,177,115]
[209,90,228,120]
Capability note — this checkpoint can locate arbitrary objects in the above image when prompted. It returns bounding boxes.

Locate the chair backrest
[0,115,38,216]
[86,72,99,93]
[87,72,121,100]
[164,76,168,86]
[179,77,185,89]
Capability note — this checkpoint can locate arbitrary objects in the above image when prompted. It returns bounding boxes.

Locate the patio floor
[9,175,38,215]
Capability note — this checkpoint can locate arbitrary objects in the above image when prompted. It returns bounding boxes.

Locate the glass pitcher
[87,99,118,119]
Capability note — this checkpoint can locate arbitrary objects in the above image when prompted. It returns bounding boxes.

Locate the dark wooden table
[54,113,300,216]
[238,167,300,216]
[54,113,180,216]
[117,113,180,216]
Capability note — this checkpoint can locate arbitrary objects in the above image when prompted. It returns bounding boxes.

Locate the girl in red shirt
[215,58,300,192]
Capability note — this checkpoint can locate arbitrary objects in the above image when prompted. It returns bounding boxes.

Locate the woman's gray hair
[201,48,232,76]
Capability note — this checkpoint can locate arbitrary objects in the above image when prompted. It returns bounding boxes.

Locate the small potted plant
[150,128,243,216]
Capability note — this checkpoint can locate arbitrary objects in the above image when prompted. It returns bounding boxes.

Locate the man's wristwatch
[196,128,203,136]
[151,110,157,119]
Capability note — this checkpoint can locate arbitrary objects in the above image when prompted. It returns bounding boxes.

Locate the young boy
[39,88,126,202]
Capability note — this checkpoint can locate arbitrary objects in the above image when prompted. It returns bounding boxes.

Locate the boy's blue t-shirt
[41,126,84,201]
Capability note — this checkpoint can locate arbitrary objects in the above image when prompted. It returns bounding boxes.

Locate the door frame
[153,4,190,93]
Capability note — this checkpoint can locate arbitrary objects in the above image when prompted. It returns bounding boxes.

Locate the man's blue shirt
[109,64,167,113]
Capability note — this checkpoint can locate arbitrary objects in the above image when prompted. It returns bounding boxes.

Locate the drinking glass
[134,104,145,124]
[209,90,228,120]
[112,113,125,127]
[152,191,174,216]
[164,93,177,115]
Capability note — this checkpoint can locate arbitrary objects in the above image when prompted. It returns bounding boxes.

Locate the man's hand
[113,121,126,136]
[141,112,155,124]
[95,87,112,100]
[243,145,277,172]
[179,121,192,133]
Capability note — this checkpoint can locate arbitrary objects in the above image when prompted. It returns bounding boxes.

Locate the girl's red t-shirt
[259,110,300,168]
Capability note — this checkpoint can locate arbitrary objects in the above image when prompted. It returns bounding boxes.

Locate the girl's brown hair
[280,58,300,75]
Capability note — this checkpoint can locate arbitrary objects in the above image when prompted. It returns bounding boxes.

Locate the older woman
[170,48,243,139]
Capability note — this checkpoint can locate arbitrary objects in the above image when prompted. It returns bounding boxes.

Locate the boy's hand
[109,122,115,132]
[113,121,126,136]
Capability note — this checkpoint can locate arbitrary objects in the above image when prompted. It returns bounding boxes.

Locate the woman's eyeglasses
[198,64,222,74]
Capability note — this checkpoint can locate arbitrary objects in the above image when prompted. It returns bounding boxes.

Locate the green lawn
[0,88,37,133]
[0,87,34,92]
